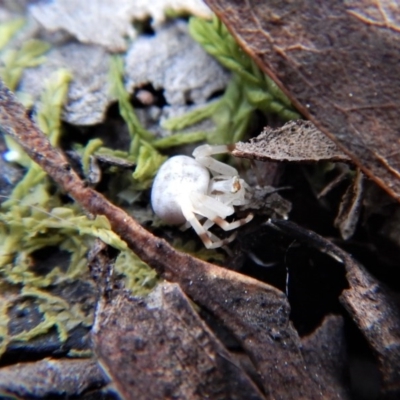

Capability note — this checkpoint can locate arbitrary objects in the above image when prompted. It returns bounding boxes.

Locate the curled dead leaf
[268,218,400,396]
[233,120,350,163]
[93,283,265,400]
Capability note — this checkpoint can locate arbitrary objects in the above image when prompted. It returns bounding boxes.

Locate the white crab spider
[151,144,253,249]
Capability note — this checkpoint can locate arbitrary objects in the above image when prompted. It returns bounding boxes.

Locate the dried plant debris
[340,262,400,398]
[301,315,350,400]
[238,186,292,220]
[19,43,112,125]
[379,206,400,249]
[234,125,364,242]
[125,21,230,107]
[92,265,350,399]
[93,283,264,400]
[334,169,364,240]
[317,164,351,199]
[268,219,400,398]
[233,120,350,163]
[29,0,211,52]
[0,358,107,399]
[3,7,397,399]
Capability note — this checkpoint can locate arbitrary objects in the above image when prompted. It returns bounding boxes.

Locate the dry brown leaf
[233,120,350,163]
[0,358,107,398]
[340,259,400,398]
[334,168,364,240]
[207,1,400,202]
[92,282,265,400]
[301,315,350,400]
[268,219,400,397]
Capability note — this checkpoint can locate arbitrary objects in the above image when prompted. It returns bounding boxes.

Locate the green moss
[162,15,300,144]
[109,56,165,189]
[153,131,207,149]
[68,348,93,358]
[0,67,125,355]
[0,50,162,357]
[114,250,159,296]
[82,139,104,177]
[0,39,50,91]
[161,99,221,132]
[173,239,226,264]
[0,18,25,51]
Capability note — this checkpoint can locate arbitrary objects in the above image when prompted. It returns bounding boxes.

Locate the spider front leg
[193,144,238,176]
[180,197,236,249]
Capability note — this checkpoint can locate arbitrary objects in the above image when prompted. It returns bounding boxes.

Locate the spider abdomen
[151,155,210,225]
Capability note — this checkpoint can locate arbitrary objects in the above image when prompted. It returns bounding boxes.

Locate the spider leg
[208,230,237,249]
[180,197,235,249]
[202,218,215,231]
[190,192,234,219]
[202,212,251,231]
[181,215,207,231]
[213,213,254,231]
[193,144,229,157]
[196,156,238,176]
[190,192,254,231]
[193,145,238,176]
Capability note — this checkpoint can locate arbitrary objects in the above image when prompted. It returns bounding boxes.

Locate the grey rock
[125,21,230,107]
[20,43,113,126]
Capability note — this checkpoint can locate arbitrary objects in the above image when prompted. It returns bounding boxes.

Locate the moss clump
[163,15,300,144]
